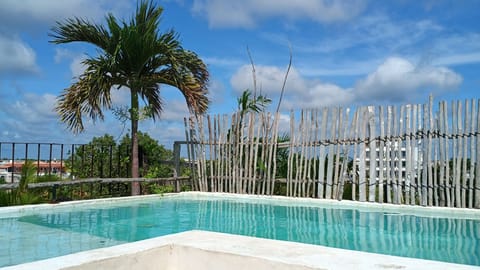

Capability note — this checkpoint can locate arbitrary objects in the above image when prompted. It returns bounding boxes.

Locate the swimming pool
[1,192,479,267]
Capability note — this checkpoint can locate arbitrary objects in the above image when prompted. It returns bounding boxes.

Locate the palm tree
[50,0,209,195]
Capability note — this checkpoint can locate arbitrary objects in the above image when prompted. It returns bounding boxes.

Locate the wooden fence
[185,97,480,208]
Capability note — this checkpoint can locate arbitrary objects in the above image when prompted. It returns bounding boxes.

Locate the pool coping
[2,230,478,270]
[1,192,479,219]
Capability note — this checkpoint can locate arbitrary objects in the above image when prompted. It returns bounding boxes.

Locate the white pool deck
[1,192,480,270]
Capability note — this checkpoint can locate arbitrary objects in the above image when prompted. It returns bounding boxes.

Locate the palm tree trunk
[131,91,141,195]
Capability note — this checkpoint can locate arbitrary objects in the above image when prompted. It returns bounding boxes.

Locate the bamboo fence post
[451,101,457,206]
[386,106,393,203]
[405,104,412,205]
[304,111,314,197]
[262,113,270,195]
[225,114,231,192]
[326,107,338,199]
[367,106,377,202]
[443,101,452,207]
[391,106,399,204]
[201,116,209,191]
[461,100,470,208]
[270,112,280,195]
[469,99,477,208]
[217,115,224,192]
[213,115,218,192]
[433,112,439,206]
[454,101,462,207]
[195,116,205,191]
[252,113,262,194]
[412,104,419,205]
[351,110,360,201]
[240,113,247,193]
[359,107,367,202]
[475,99,480,208]
[299,110,307,197]
[288,110,295,196]
[184,117,197,191]
[317,108,328,198]
[337,107,350,200]
[293,112,302,197]
[312,110,319,198]
[438,105,446,207]
[228,114,235,193]
[207,115,214,192]
[246,113,254,194]
[378,106,385,203]
[333,108,344,199]
[265,113,276,195]
[421,103,429,206]
[397,105,405,204]
[192,116,201,191]
[428,96,434,206]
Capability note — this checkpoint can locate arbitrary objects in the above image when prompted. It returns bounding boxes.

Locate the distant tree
[68,134,120,178]
[119,132,174,178]
[50,0,209,195]
[68,133,174,179]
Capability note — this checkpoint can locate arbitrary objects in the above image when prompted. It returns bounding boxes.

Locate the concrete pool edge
[180,192,480,219]
[1,191,479,220]
[2,230,478,270]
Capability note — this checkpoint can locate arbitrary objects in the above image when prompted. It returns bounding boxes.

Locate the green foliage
[68,134,119,178]
[273,182,287,196]
[0,161,43,206]
[19,161,37,192]
[149,184,175,194]
[120,132,174,177]
[181,185,192,192]
[36,174,62,183]
[67,132,175,179]
[237,89,271,116]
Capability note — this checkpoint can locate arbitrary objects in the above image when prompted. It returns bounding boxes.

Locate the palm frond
[49,18,110,50]
[55,56,117,133]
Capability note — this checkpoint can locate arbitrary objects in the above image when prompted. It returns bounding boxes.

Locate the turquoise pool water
[1,194,479,267]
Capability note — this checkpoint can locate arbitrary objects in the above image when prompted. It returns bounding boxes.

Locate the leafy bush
[149,184,175,194]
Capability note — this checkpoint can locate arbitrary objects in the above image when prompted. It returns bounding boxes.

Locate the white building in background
[356,141,423,182]
[0,159,66,183]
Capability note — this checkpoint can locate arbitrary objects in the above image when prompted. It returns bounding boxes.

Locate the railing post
[173,142,181,192]
[52,184,59,202]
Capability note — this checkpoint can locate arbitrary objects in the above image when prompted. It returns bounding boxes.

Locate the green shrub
[149,184,175,195]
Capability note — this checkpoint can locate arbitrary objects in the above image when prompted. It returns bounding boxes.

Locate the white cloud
[0,34,38,76]
[355,57,462,103]
[53,50,88,79]
[203,56,244,68]
[0,0,133,31]
[3,93,57,126]
[158,100,190,122]
[231,64,353,110]
[192,0,366,28]
[70,56,88,79]
[207,79,226,105]
[54,48,76,64]
[230,64,305,96]
[436,52,480,66]
[230,57,462,110]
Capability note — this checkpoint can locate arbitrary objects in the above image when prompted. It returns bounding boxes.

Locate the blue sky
[0,0,479,150]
